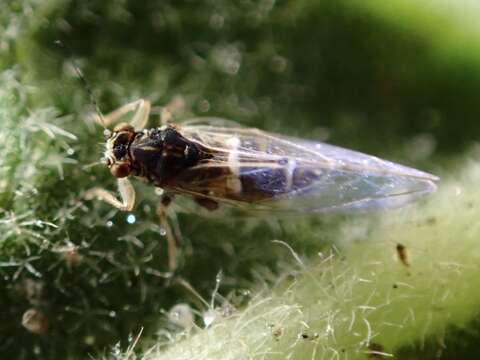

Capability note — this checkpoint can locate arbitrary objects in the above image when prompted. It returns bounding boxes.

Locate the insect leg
[158,96,185,125]
[156,195,179,271]
[96,99,151,130]
[85,178,136,211]
[194,197,219,211]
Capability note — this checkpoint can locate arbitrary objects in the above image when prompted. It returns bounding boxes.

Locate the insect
[87,98,438,213]
[396,243,410,267]
[86,98,438,267]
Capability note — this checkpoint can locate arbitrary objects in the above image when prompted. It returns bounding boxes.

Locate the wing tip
[317,178,438,214]
[421,178,438,193]
[420,172,440,183]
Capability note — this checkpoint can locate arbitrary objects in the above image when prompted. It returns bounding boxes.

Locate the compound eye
[113,144,127,160]
[113,122,135,133]
[110,163,131,178]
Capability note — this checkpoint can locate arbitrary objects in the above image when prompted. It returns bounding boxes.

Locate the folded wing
[176,119,438,213]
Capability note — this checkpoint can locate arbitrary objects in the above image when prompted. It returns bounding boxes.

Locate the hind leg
[156,194,181,272]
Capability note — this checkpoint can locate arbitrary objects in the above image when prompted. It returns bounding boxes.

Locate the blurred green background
[2,0,480,359]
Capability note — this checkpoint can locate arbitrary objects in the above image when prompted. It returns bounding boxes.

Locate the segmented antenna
[54,40,106,128]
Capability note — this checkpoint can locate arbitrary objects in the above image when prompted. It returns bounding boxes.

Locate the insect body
[87,99,438,214]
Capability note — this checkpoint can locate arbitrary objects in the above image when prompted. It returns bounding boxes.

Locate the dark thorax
[129,126,203,186]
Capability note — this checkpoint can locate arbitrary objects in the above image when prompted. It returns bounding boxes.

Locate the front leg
[85,178,136,211]
[93,99,151,130]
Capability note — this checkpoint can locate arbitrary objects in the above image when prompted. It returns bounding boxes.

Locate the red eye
[113,123,135,133]
[110,163,131,178]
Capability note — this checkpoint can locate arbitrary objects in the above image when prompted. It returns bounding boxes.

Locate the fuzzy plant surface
[133,158,480,360]
[2,0,480,359]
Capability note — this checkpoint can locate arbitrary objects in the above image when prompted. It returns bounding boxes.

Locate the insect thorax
[129,127,202,186]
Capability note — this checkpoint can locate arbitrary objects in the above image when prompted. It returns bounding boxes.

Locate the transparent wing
[179,117,244,128]
[172,119,438,213]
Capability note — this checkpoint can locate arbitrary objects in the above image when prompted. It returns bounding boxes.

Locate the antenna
[54,40,106,128]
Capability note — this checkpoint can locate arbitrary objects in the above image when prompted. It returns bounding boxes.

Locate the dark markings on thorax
[129,127,207,186]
